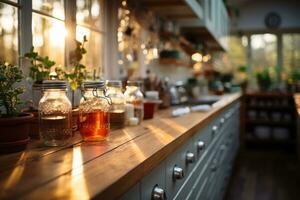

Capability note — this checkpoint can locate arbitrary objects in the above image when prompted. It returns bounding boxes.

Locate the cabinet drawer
[193,125,211,159]
[141,161,166,200]
[165,142,189,199]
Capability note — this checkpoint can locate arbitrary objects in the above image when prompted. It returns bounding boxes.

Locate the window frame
[0,0,113,78]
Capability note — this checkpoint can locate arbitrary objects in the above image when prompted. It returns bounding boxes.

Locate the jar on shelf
[38,80,72,146]
[79,81,111,141]
[106,80,126,129]
[124,81,144,125]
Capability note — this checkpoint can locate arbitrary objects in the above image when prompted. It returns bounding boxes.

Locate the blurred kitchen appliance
[170,81,188,105]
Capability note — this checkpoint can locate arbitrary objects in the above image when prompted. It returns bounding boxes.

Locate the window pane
[76,0,103,30]
[76,0,90,27]
[33,0,65,20]
[283,34,300,73]
[76,25,103,78]
[213,36,247,73]
[90,0,102,30]
[251,34,277,71]
[0,3,18,65]
[32,13,66,67]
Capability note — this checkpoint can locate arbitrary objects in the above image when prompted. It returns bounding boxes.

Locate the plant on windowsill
[256,68,273,92]
[23,47,58,139]
[0,61,33,153]
[64,36,89,132]
[65,35,89,108]
[235,65,248,93]
[287,69,300,92]
[24,47,56,110]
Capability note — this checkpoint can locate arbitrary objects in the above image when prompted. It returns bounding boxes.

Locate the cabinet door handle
[211,159,218,172]
[186,152,195,163]
[173,166,184,180]
[212,125,218,136]
[152,185,166,200]
[197,140,205,151]
[220,117,225,126]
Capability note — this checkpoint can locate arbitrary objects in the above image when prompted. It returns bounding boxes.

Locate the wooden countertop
[0,93,241,200]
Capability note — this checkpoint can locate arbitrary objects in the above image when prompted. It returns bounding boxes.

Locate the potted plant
[256,68,273,92]
[23,47,57,138]
[65,36,89,107]
[65,36,89,132]
[24,47,56,109]
[235,65,248,93]
[0,61,33,153]
[287,69,300,92]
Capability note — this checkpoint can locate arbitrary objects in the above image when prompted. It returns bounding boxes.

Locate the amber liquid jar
[79,81,110,141]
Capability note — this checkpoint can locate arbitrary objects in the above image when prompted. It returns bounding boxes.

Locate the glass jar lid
[127,80,142,87]
[82,80,105,89]
[42,80,67,90]
[106,80,122,88]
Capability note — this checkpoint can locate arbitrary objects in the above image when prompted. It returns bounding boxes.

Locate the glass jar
[79,81,110,141]
[106,80,126,129]
[38,80,72,146]
[124,81,144,125]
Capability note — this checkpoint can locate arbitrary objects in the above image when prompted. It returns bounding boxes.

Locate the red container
[144,102,155,119]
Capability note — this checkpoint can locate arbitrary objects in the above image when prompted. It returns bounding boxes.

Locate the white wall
[232,0,300,33]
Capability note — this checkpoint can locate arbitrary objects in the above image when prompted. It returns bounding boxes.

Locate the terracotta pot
[0,113,34,153]
[22,109,39,139]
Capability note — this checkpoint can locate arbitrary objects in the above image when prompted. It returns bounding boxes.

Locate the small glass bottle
[124,81,144,125]
[79,81,110,141]
[106,80,126,129]
[38,80,72,146]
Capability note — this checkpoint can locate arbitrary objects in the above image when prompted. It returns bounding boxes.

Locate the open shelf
[241,92,297,150]
[245,119,294,126]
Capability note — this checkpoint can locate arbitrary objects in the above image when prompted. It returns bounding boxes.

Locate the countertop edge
[96,93,242,200]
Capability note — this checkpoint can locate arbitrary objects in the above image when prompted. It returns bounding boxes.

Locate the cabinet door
[165,143,188,199]
[141,161,166,200]
[119,184,140,200]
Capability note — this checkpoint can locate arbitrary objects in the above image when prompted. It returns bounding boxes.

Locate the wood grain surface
[0,93,241,200]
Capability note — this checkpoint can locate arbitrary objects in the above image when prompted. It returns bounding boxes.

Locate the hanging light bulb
[191,53,203,62]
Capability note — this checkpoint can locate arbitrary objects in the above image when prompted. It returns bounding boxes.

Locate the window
[32,0,66,67]
[251,34,277,72]
[0,0,107,76]
[0,1,19,65]
[76,0,104,78]
[283,34,300,73]
[213,36,247,73]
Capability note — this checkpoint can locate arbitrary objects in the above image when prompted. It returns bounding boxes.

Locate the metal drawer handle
[220,117,225,126]
[186,152,195,163]
[211,159,218,172]
[173,166,184,180]
[197,140,205,151]
[220,144,227,151]
[212,126,218,135]
[152,185,166,200]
